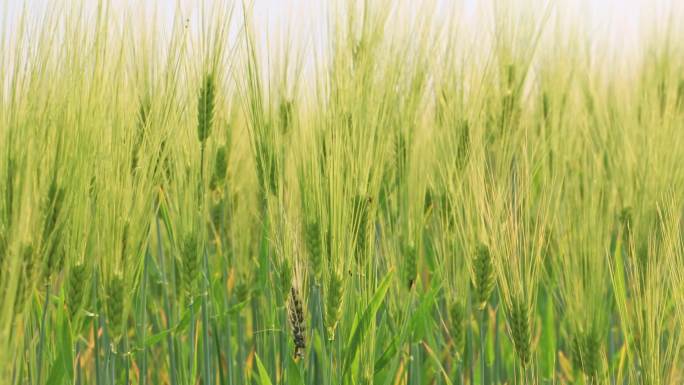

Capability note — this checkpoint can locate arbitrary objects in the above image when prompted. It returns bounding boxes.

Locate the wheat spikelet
[473,244,495,310]
[106,274,125,342]
[509,296,532,367]
[569,331,584,373]
[353,195,371,258]
[66,262,88,321]
[325,270,343,340]
[181,234,200,299]
[450,300,465,357]
[304,220,322,282]
[583,328,601,379]
[210,145,228,191]
[197,73,216,144]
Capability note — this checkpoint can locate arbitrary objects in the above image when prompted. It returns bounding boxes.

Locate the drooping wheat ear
[197,72,216,145]
[450,300,466,357]
[66,262,88,321]
[210,145,228,191]
[279,259,293,302]
[181,234,200,300]
[473,244,495,310]
[106,274,125,342]
[509,296,532,367]
[404,242,417,289]
[325,270,344,340]
[304,220,323,282]
[288,287,306,359]
[279,99,293,134]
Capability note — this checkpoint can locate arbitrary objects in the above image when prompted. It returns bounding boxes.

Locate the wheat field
[1,1,684,384]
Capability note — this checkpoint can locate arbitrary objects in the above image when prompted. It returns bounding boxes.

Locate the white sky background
[1,0,681,76]
[2,0,677,41]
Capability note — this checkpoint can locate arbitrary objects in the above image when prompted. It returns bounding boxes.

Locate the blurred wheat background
[1,0,683,384]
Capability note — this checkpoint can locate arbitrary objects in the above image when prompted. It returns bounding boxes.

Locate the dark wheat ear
[289,287,306,359]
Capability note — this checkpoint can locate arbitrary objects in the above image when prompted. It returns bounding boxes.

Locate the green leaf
[254,353,274,385]
[539,295,556,379]
[374,281,439,374]
[287,356,305,385]
[145,329,171,347]
[343,271,394,379]
[46,313,74,385]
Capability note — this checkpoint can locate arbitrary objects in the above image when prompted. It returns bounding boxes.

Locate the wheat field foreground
[1,0,683,384]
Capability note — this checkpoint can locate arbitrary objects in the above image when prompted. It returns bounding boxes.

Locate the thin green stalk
[480,309,488,385]
[200,248,213,385]
[138,247,150,385]
[236,313,246,385]
[34,282,51,385]
[155,210,179,385]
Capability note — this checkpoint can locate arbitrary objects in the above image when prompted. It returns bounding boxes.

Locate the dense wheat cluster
[1,0,684,384]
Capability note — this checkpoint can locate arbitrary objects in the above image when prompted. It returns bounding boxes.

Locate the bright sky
[1,0,679,58]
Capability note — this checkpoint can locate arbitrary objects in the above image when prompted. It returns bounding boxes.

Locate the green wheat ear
[583,328,601,379]
[473,243,495,310]
[197,72,216,144]
[210,145,228,191]
[181,234,200,300]
[353,195,371,259]
[450,300,466,358]
[304,219,323,282]
[325,270,344,340]
[509,296,532,368]
[66,262,88,322]
[569,330,584,374]
[404,242,417,289]
[106,273,125,342]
